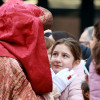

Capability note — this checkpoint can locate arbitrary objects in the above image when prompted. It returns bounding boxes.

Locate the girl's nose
[55,55,61,62]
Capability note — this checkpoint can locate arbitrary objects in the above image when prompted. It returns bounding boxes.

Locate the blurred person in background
[89,21,100,100]
[79,26,94,48]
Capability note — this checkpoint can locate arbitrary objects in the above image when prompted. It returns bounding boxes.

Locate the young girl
[89,21,100,100]
[50,38,85,100]
[44,37,76,100]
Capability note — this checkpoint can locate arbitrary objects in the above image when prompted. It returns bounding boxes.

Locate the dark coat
[80,44,91,71]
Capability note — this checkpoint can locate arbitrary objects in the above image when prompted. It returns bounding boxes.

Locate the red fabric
[0,0,52,95]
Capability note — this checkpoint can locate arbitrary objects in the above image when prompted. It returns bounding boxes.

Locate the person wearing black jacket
[80,44,91,71]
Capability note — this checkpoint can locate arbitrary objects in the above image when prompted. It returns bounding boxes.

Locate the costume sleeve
[0,57,44,100]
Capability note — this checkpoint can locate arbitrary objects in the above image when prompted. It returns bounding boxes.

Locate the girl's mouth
[55,65,61,68]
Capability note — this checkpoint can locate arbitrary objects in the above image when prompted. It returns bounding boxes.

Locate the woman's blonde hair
[45,36,55,50]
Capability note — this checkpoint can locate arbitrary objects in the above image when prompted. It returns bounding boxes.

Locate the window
[3,0,100,9]
[94,0,100,9]
[48,0,81,9]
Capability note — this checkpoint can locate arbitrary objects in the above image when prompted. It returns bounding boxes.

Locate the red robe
[0,0,52,95]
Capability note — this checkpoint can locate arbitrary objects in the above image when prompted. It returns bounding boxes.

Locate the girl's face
[50,44,76,74]
[90,30,97,50]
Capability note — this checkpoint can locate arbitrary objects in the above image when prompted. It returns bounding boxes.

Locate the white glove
[51,68,77,93]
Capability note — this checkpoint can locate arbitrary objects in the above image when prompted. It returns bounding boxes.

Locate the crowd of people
[0,0,100,100]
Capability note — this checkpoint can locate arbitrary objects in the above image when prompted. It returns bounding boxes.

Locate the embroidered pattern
[0,57,44,100]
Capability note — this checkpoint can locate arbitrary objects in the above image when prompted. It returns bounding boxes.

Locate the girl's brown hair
[51,38,82,61]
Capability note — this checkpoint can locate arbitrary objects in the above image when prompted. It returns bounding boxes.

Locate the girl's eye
[52,52,58,56]
[63,54,68,58]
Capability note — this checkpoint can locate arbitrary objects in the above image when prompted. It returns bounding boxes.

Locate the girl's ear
[72,60,80,68]
[74,60,80,66]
